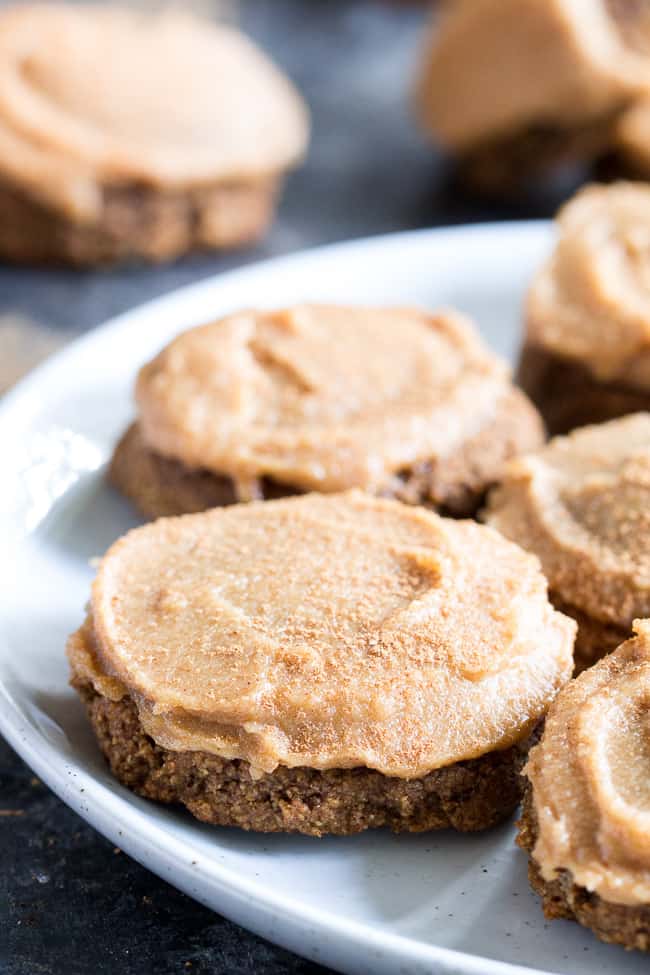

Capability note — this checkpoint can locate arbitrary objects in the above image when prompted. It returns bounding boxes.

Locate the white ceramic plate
[0,223,643,975]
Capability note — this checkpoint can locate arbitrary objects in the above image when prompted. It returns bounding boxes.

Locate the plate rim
[0,219,556,975]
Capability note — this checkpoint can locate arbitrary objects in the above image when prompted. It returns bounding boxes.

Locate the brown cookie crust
[455,113,622,197]
[516,341,650,436]
[109,385,544,520]
[548,593,629,674]
[518,785,650,951]
[0,177,278,266]
[74,678,532,837]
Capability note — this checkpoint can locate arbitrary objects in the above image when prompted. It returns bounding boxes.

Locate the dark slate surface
[1,2,584,973]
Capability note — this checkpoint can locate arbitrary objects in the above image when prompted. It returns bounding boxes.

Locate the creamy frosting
[485,413,650,627]
[526,620,650,906]
[0,4,308,220]
[415,0,650,152]
[526,182,650,386]
[67,492,575,778]
[136,304,517,498]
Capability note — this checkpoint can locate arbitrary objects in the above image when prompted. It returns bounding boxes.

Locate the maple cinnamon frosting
[523,621,650,909]
[0,3,308,263]
[111,304,544,518]
[67,492,575,782]
[415,0,650,189]
[485,413,650,669]
[519,183,650,432]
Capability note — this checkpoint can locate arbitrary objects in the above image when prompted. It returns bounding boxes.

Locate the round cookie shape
[522,621,650,911]
[126,304,542,509]
[526,183,650,387]
[414,0,650,186]
[0,3,308,216]
[69,492,575,779]
[485,414,650,643]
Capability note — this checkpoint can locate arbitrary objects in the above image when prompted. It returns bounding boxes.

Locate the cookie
[520,183,650,434]
[485,414,650,672]
[0,4,308,265]
[518,622,650,951]
[109,304,544,519]
[414,0,650,193]
[67,491,575,836]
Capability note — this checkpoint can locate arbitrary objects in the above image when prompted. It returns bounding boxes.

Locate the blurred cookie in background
[415,0,650,195]
[0,3,309,265]
[518,182,650,433]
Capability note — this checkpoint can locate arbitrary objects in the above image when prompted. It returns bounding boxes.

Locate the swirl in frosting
[486,413,650,628]
[525,620,650,906]
[135,304,523,499]
[526,183,650,386]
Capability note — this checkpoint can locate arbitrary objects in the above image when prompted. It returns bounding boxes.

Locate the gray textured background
[1,3,579,973]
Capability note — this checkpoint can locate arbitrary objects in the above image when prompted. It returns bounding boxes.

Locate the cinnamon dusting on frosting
[135,304,516,497]
[67,492,574,778]
[486,413,650,627]
[525,621,650,906]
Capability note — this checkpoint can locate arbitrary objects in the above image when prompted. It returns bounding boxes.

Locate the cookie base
[0,177,279,266]
[517,786,650,952]
[74,678,532,837]
[109,385,544,520]
[455,113,621,197]
[549,594,629,674]
[516,341,650,436]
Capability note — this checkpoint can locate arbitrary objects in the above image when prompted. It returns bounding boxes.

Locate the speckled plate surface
[0,223,643,975]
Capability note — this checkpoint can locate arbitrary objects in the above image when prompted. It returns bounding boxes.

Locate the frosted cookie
[518,622,650,951]
[519,182,650,433]
[415,0,650,192]
[0,4,308,265]
[68,491,575,836]
[109,304,544,519]
[485,414,650,672]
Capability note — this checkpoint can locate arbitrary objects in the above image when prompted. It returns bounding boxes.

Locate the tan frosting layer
[136,304,515,498]
[67,492,575,778]
[415,0,650,152]
[526,620,650,906]
[486,413,650,628]
[0,4,308,220]
[527,182,650,386]
[616,96,650,171]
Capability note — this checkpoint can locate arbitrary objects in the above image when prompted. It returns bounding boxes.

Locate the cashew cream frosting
[0,4,308,220]
[135,304,517,499]
[486,413,650,628]
[415,0,650,152]
[527,183,650,386]
[526,620,650,906]
[66,492,575,778]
